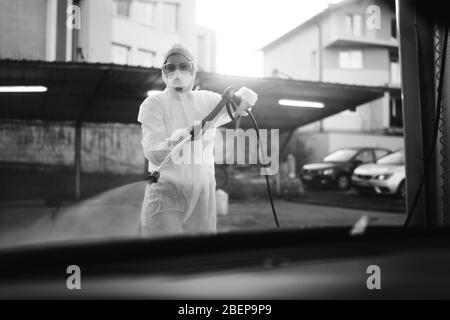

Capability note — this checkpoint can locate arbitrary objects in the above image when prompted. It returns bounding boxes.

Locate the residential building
[261,0,403,161]
[0,0,216,71]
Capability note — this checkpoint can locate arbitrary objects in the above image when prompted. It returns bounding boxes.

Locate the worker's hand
[234,87,258,117]
[167,127,191,145]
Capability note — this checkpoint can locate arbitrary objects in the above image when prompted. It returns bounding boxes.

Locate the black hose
[220,94,280,228]
[223,96,280,228]
[247,110,280,228]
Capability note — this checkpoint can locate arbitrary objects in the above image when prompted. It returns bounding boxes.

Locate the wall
[112,16,178,65]
[196,25,216,72]
[77,0,113,63]
[79,0,197,66]
[81,123,144,174]
[0,122,74,166]
[330,0,396,43]
[176,0,196,56]
[0,121,145,175]
[297,93,390,133]
[323,93,390,131]
[319,10,338,52]
[263,24,320,80]
[322,48,390,86]
[110,0,185,66]
[0,121,279,176]
[0,0,47,60]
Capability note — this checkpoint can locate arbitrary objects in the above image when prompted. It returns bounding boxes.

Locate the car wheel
[337,174,351,191]
[398,180,406,199]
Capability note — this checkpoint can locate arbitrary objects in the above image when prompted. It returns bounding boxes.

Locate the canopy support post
[74,120,82,201]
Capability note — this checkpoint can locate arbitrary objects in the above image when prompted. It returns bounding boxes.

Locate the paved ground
[296,189,405,213]
[0,181,404,248]
[218,199,404,232]
[222,170,405,213]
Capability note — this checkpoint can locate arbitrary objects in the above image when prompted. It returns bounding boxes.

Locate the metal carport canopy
[0,59,398,132]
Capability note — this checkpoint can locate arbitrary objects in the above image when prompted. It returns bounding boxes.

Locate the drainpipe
[316,23,323,82]
[72,0,80,62]
[315,23,324,132]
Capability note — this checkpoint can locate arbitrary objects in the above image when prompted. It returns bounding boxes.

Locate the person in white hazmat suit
[137,43,258,237]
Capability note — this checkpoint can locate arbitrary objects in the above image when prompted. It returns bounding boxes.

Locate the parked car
[352,150,405,199]
[300,147,391,191]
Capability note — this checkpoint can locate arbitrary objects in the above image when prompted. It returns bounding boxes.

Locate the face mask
[165,70,193,89]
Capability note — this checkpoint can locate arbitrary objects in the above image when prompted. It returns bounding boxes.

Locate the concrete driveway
[0,181,404,248]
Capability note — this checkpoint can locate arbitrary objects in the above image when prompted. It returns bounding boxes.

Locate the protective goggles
[162,62,194,74]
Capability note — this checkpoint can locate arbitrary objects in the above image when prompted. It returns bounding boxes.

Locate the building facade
[261,0,403,161]
[0,0,216,71]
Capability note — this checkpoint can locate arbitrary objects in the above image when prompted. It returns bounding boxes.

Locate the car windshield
[0,0,411,251]
[323,149,358,162]
[376,151,405,165]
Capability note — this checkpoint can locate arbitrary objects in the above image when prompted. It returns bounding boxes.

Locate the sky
[196,0,342,77]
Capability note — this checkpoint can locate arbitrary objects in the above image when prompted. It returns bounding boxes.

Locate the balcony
[325,35,399,50]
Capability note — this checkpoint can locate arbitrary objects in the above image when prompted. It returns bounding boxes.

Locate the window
[345,15,352,36]
[355,150,373,163]
[111,43,130,65]
[375,149,390,160]
[352,14,363,36]
[390,96,403,128]
[135,1,158,26]
[137,49,155,67]
[377,151,405,165]
[345,14,363,36]
[391,18,397,39]
[112,0,131,18]
[162,3,178,32]
[339,50,363,69]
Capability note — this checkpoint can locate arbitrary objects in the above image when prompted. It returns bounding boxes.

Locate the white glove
[234,87,258,117]
[167,127,191,145]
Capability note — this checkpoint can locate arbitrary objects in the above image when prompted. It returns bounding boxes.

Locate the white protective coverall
[138,87,234,236]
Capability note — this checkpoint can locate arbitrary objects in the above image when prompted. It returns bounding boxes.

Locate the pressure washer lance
[145,85,280,228]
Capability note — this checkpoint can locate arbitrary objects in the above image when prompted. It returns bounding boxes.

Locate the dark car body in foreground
[300,148,391,191]
[1,227,450,299]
